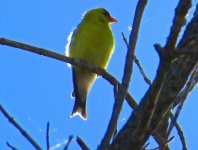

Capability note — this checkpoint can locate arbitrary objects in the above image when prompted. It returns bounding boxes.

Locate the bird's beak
[109,16,117,23]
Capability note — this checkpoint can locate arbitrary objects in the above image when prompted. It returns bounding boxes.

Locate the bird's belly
[83,45,112,69]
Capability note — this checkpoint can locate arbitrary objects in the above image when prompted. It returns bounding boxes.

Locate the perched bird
[66,8,116,120]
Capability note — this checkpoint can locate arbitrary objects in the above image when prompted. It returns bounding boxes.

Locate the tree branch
[123,29,187,149]
[98,0,148,149]
[0,38,137,111]
[122,32,152,86]
[46,122,50,150]
[165,0,192,50]
[167,67,197,137]
[6,142,18,150]
[0,104,42,150]
[109,0,196,149]
[64,135,74,150]
[151,0,198,134]
[173,68,198,108]
[76,136,90,150]
[169,113,187,150]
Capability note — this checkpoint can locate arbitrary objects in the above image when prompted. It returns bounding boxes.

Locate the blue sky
[0,0,197,149]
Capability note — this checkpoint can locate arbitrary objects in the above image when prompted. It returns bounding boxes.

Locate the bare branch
[177,3,198,55]
[110,31,175,149]
[0,38,115,85]
[125,93,138,109]
[150,0,198,146]
[166,67,197,148]
[169,113,187,150]
[152,68,197,150]
[0,37,137,111]
[134,55,152,85]
[111,46,171,149]
[151,5,198,150]
[110,1,196,149]
[167,67,197,137]
[123,30,181,149]
[165,0,192,50]
[76,136,90,150]
[6,142,18,150]
[173,65,198,108]
[122,32,152,85]
[46,122,50,150]
[0,104,42,150]
[98,0,148,149]
[64,135,74,150]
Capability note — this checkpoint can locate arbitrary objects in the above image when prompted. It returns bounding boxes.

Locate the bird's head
[83,8,117,24]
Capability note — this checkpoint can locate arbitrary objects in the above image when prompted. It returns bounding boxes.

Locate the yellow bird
[66,8,116,120]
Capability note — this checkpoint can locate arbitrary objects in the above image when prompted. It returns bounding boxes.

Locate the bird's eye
[103,10,110,17]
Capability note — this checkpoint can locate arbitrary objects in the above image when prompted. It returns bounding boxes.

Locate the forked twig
[0,104,42,150]
[122,32,152,85]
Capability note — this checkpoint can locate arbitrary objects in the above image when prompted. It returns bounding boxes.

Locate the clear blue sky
[0,0,197,149]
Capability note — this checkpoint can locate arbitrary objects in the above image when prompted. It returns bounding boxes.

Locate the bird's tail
[71,99,87,120]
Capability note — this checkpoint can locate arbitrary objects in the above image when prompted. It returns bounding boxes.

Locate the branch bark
[109,0,197,149]
[98,0,148,149]
[0,38,137,110]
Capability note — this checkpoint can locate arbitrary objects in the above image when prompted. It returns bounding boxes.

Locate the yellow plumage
[66,8,116,120]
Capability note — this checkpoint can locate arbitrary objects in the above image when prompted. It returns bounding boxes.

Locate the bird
[65,8,117,120]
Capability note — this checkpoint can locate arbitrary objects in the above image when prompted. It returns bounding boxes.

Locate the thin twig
[166,67,197,150]
[166,67,197,139]
[46,122,50,150]
[122,32,152,85]
[134,55,152,85]
[64,135,74,150]
[169,113,187,150]
[76,136,90,150]
[6,142,18,150]
[0,104,42,150]
[98,0,148,150]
